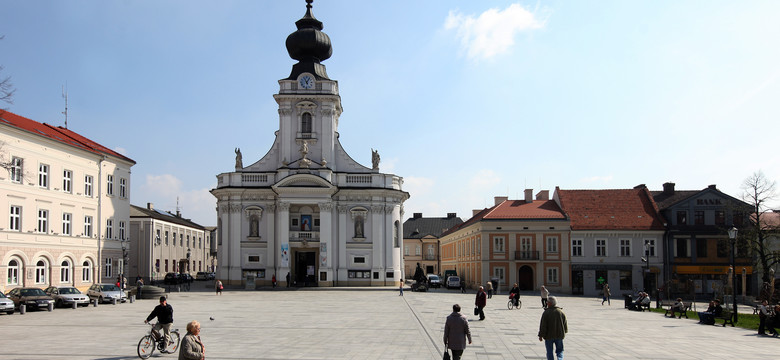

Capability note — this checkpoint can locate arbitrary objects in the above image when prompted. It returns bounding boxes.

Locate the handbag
[474,306,479,316]
[443,345,450,360]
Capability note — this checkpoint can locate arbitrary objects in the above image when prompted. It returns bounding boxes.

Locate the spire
[285,0,332,80]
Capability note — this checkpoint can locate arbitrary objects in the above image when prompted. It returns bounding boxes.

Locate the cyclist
[509,283,521,308]
[145,296,174,352]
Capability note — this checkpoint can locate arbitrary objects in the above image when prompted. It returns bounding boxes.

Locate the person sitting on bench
[669,298,684,318]
[697,299,722,325]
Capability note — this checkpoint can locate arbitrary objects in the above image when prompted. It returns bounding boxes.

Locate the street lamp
[120,238,128,291]
[642,240,650,293]
[728,226,738,323]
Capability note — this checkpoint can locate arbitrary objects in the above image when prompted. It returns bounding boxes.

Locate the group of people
[445,294,568,360]
[758,300,780,337]
[629,291,651,311]
[145,296,205,360]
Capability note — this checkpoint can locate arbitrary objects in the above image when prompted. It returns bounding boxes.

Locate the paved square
[1,284,776,359]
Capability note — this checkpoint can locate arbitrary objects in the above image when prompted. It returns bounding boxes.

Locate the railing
[290,231,319,241]
[346,175,372,184]
[515,250,540,260]
[242,174,268,183]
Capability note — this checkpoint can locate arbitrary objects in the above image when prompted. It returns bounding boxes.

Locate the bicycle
[137,322,181,359]
[507,294,522,310]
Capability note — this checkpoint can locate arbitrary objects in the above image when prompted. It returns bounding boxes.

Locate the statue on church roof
[235,148,243,169]
[371,148,380,170]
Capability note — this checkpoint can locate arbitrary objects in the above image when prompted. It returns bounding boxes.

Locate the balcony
[290,231,319,241]
[515,250,539,260]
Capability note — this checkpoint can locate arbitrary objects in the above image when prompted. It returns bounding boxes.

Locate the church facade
[211,1,408,287]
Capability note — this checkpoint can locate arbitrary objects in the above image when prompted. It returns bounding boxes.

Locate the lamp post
[642,240,650,293]
[728,226,738,323]
[119,238,128,291]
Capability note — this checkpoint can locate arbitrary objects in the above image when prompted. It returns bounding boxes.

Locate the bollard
[47,302,53,312]
[129,295,134,303]
[19,304,26,314]
[72,301,77,309]
[111,297,117,305]
[92,299,98,307]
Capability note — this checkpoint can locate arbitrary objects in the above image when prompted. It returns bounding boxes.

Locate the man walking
[475,286,487,321]
[443,304,472,360]
[538,296,567,360]
[145,296,174,353]
[486,280,493,299]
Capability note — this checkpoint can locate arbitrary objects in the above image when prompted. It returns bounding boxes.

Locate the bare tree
[741,171,780,290]
[0,35,15,107]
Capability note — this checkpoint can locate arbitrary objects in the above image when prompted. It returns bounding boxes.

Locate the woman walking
[602,283,611,305]
[215,279,223,295]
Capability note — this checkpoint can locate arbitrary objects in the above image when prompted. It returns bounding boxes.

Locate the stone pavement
[1,284,776,359]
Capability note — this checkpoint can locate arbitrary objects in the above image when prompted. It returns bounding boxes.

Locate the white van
[446,276,461,289]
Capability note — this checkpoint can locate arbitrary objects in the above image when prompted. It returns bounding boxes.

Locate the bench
[715,311,734,327]
[664,301,692,319]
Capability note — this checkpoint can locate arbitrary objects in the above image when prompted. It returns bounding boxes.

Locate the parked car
[427,274,442,288]
[164,272,181,284]
[87,283,127,303]
[5,287,54,311]
[180,273,194,283]
[446,276,461,289]
[44,286,90,308]
[196,272,209,280]
[0,292,15,314]
[207,272,216,280]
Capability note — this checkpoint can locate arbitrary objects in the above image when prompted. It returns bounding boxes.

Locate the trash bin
[624,294,632,309]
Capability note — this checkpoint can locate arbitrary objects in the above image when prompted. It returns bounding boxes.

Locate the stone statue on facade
[371,148,380,170]
[235,148,243,169]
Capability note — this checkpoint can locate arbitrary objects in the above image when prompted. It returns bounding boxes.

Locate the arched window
[301,113,312,133]
[7,259,20,285]
[60,259,71,283]
[35,259,48,284]
[82,260,92,282]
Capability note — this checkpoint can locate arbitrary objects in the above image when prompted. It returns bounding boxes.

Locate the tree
[741,171,780,288]
[0,35,15,107]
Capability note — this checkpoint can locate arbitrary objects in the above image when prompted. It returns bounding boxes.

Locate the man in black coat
[145,296,174,352]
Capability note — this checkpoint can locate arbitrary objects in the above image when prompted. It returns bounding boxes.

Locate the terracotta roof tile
[484,199,567,220]
[556,188,665,231]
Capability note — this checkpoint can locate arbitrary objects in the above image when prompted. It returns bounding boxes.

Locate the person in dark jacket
[443,304,472,360]
[145,296,174,352]
[475,286,487,320]
[509,283,521,308]
[538,296,568,360]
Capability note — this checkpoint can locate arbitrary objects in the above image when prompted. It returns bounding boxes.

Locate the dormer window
[301,113,312,133]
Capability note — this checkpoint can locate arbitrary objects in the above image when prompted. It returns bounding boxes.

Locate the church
[211,1,409,287]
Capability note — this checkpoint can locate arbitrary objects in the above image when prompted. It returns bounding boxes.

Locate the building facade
[0,110,135,292]
[211,2,408,287]
[128,203,213,283]
[440,191,571,294]
[555,186,666,297]
[402,213,463,279]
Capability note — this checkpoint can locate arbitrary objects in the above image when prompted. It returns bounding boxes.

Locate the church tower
[212,0,409,288]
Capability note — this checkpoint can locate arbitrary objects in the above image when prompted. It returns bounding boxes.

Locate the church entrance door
[294,251,318,287]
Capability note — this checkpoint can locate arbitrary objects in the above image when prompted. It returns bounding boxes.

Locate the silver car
[87,283,127,303]
[0,292,14,314]
[44,286,90,308]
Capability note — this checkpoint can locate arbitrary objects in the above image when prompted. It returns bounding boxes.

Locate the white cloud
[445,3,544,60]
[143,174,183,196]
[468,169,502,189]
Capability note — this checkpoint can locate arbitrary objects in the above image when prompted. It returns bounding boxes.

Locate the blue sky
[2,1,779,226]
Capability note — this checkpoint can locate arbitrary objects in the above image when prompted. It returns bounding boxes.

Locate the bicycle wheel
[166,331,181,353]
[517,300,522,310]
[507,300,513,310]
[137,335,155,359]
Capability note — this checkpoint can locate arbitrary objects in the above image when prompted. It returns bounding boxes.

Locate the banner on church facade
[320,242,327,266]
[281,244,289,267]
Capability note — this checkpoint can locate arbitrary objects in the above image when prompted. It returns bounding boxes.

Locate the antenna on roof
[61,84,68,129]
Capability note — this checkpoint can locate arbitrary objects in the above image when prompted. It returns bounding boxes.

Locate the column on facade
[228,202,243,284]
[337,205,348,282]
[383,204,397,284]
[318,202,333,285]
[371,205,384,284]
[320,106,335,165]
[265,203,276,278]
[279,107,292,163]
[277,202,291,284]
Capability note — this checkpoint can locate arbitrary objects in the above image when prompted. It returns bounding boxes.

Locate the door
[294,251,317,287]
[572,270,583,295]
[518,265,534,290]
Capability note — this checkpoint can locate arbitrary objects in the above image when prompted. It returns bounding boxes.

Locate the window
[696,239,707,257]
[62,213,72,235]
[165,231,169,245]
[165,259,169,272]
[82,260,92,282]
[415,245,421,256]
[35,260,47,284]
[301,112,312,133]
[715,211,726,226]
[37,209,49,233]
[180,234,183,247]
[619,239,631,257]
[494,267,505,282]
[62,170,72,193]
[106,175,114,195]
[119,221,125,240]
[677,211,687,225]
[7,259,20,285]
[186,235,190,248]
[694,211,705,225]
[9,205,21,231]
[60,260,71,283]
[427,244,435,258]
[596,239,607,257]
[520,236,532,252]
[546,236,558,253]
[572,239,583,257]
[644,239,656,257]
[199,237,202,249]
[717,239,729,257]
[84,216,93,237]
[493,236,505,253]
[119,178,127,198]
[546,267,559,284]
[105,258,112,278]
[173,232,177,246]
[10,157,23,183]
[84,175,93,197]
[354,256,366,264]
[675,238,689,257]
[248,255,260,262]
[404,245,409,256]
[38,164,49,188]
[106,219,113,239]
[733,211,744,226]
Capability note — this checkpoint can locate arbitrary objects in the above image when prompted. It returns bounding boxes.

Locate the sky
[2,1,779,226]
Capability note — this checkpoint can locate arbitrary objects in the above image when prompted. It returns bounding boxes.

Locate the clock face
[299,75,314,89]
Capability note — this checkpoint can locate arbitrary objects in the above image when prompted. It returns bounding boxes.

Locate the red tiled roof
[0,110,135,164]
[556,188,665,231]
[484,199,567,220]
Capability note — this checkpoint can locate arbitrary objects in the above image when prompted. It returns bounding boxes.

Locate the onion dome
[285,0,332,80]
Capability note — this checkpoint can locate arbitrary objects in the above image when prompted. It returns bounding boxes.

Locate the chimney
[708,184,717,190]
[524,189,533,203]
[176,210,181,218]
[663,182,675,195]
[413,213,422,219]
[536,190,549,201]
[473,209,482,217]
[147,202,154,210]
[494,196,508,206]
[447,213,456,218]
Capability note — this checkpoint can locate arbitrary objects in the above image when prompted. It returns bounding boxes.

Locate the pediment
[272,174,336,193]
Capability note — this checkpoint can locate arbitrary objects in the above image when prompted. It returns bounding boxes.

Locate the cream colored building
[0,110,135,292]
